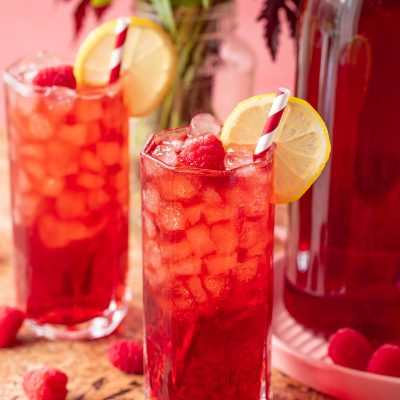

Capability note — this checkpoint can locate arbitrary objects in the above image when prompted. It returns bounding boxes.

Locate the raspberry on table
[0,306,25,348]
[23,367,68,400]
[33,66,77,89]
[367,344,400,378]
[328,328,374,370]
[108,339,144,374]
[178,133,226,171]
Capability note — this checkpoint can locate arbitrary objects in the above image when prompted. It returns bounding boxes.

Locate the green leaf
[170,0,204,6]
[150,0,177,37]
[202,0,210,8]
[90,0,113,7]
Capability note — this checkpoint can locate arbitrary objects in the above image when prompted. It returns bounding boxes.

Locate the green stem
[157,6,212,129]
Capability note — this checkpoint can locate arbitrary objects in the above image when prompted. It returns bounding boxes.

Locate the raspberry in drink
[141,119,274,399]
[4,53,130,339]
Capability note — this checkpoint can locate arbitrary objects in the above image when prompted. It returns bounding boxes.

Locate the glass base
[261,379,270,400]
[26,301,128,340]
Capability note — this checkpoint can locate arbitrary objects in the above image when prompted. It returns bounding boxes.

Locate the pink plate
[272,254,400,400]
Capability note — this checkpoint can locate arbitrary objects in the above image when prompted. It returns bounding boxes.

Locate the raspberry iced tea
[4,54,130,339]
[141,125,274,399]
[285,0,400,342]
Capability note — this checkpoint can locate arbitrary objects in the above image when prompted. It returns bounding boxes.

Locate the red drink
[285,0,400,342]
[4,54,130,339]
[141,128,274,399]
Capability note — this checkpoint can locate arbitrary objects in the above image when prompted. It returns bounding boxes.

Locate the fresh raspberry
[328,328,374,370]
[23,367,68,400]
[0,306,25,348]
[179,133,226,170]
[108,339,144,374]
[33,66,76,89]
[367,344,400,378]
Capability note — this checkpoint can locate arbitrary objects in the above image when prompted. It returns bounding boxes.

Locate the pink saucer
[272,255,400,400]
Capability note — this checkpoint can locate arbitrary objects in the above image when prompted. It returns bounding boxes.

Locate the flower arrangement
[61,0,300,127]
[64,0,300,56]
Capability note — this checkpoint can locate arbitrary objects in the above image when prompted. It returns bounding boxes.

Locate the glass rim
[141,127,273,177]
[3,51,125,99]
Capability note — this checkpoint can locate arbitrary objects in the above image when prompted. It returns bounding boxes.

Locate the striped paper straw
[109,17,130,84]
[253,87,291,161]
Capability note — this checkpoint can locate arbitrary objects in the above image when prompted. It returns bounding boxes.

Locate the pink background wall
[0,0,295,123]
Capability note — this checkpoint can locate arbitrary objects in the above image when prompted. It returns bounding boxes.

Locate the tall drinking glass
[141,127,274,399]
[4,53,130,339]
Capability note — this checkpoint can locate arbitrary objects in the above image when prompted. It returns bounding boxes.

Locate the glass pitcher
[285,0,400,343]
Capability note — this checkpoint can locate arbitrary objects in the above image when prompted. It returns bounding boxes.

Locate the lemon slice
[221,94,331,203]
[74,17,176,117]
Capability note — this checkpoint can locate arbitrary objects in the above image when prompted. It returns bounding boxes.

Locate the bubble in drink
[190,113,221,137]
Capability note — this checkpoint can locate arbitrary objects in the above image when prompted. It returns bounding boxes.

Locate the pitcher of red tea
[285,0,400,343]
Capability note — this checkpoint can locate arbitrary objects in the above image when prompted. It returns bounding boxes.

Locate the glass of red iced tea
[3,53,130,339]
[141,121,275,399]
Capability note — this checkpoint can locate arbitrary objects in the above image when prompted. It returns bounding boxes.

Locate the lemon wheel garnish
[74,17,176,117]
[221,94,331,204]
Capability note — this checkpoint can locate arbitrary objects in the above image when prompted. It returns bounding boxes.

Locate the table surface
[0,129,333,400]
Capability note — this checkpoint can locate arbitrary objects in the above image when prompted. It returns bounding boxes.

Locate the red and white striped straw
[108,17,130,84]
[253,87,291,161]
